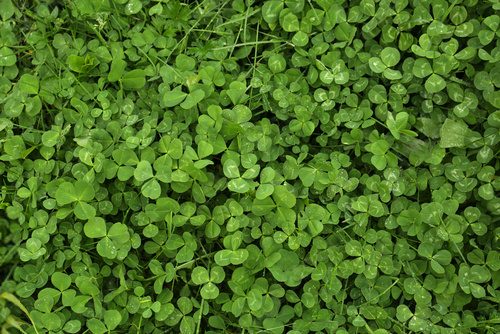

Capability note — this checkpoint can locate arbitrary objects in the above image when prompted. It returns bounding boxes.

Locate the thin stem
[195,298,204,334]
[211,40,293,50]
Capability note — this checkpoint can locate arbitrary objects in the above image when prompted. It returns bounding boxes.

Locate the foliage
[0,0,499,333]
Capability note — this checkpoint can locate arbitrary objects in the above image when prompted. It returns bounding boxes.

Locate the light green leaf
[200,282,219,299]
[97,238,117,259]
[0,46,16,66]
[191,267,210,285]
[371,155,387,170]
[84,217,107,238]
[87,318,107,334]
[180,89,205,109]
[214,249,233,266]
[18,74,39,94]
[413,59,432,79]
[149,2,163,15]
[272,185,296,208]
[380,47,400,67]
[383,68,403,80]
[163,89,187,107]
[41,130,59,147]
[197,140,213,159]
[141,179,161,199]
[262,0,283,26]
[223,160,240,178]
[425,73,446,93]
[228,178,250,193]
[298,167,316,187]
[256,184,274,199]
[124,0,142,15]
[122,69,146,90]
[107,223,129,244]
[368,57,386,73]
[226,81,247,105]
[103,310,122,330]
[108,59,127,82]
[75,180,95,202]
[439,118,468,148]
[252,197,276,216]
[51,272,71,291]
[134,161,154,181]
[0,0,15,20]
[134,160,154,182]
[280,11,299,32]
[55,182,79,206]
[74,202,96,220]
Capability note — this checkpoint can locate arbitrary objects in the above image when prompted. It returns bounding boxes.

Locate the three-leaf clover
[417,243,452,274]
[55,180,96,220]
[365,139,391,170]
[223,158,258,194]
[84,218,131,259]
[386,112,417,140]
[369,47,402,80]
[18,238,46,262]
[134,160,164,199]
[478,15,499,45]
[191,266,225,299]
[413,58,448,94]
[86,310,122,334]
[458,264,491,298]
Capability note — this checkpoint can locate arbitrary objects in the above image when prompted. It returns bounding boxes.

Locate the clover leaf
[87,310,122,334]
[1,1,499,334]
[369,47,402,80]
[439,118,469,148]
[55,181,95,206]
[191,266,225,299]
[84,218,130,259]
[54,180,96,219]
[458,264,491,298]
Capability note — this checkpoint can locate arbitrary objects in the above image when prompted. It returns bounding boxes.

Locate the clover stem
[136,47,158,75]
[364,323,374,334]
[175,252,216,271]
[365,278,400,304]
[121,208,130,225]
[195,298,204,334]
[227,19,243,59]
[387,316,412,331]
[452,241,468,264]
[441,0,460,21]
[0,292,40,334]
[136,315,142,334]
[477,318,500,324]
[13,319,29,334]
[88,24,107,46]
